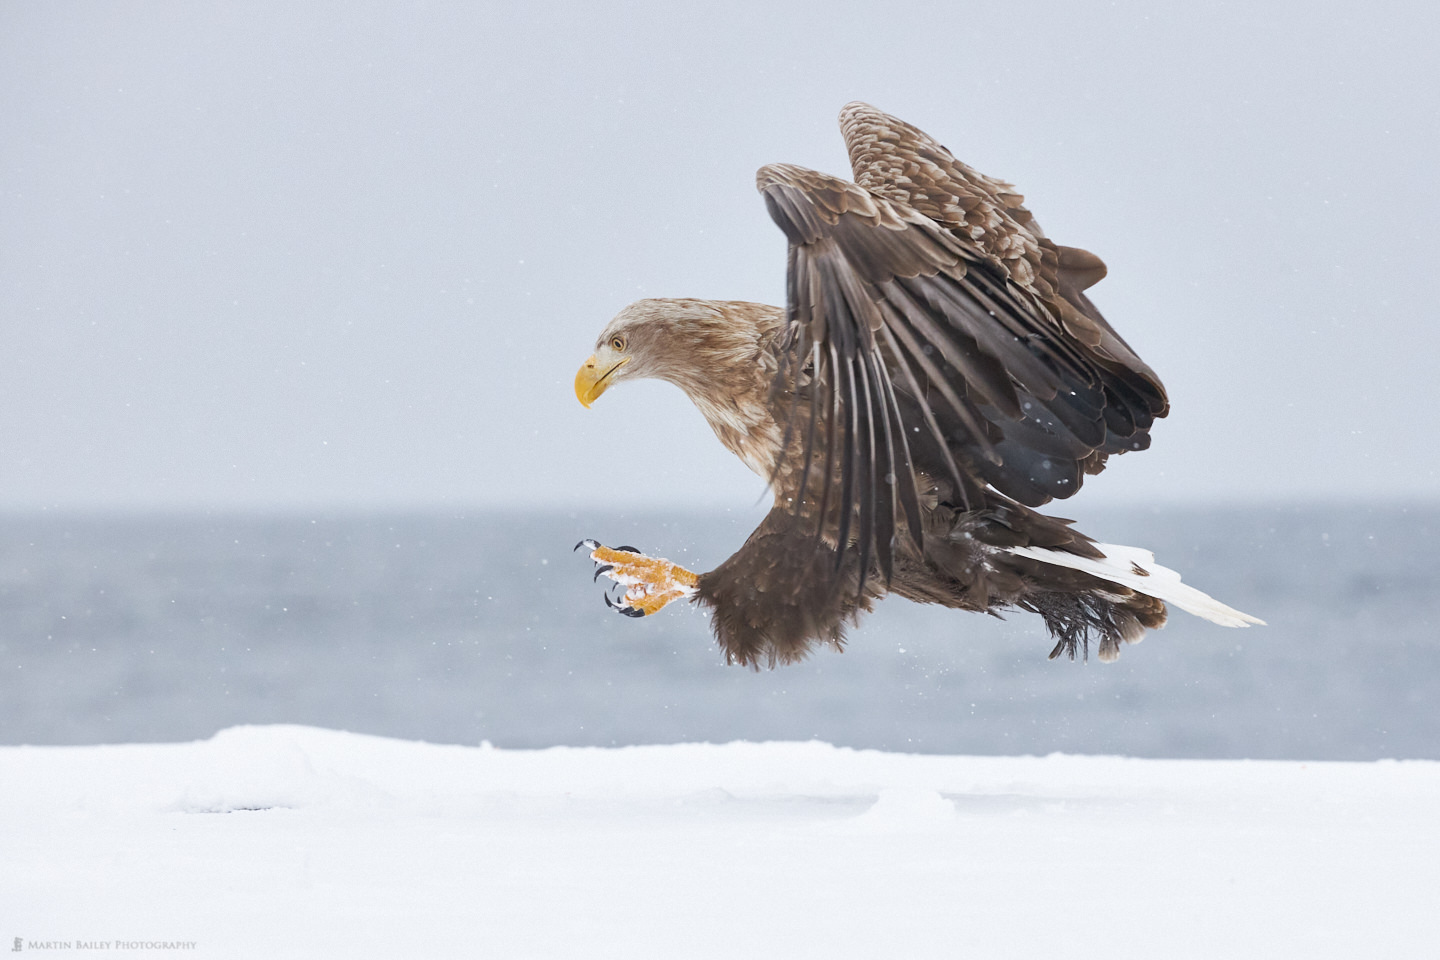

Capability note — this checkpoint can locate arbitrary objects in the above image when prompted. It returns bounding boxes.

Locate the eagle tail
[1007,541,1264,662]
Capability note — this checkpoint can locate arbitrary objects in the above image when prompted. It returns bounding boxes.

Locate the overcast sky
[2,0,1435,513]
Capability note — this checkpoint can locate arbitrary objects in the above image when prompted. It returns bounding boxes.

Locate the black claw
[593,564,614,582]
[619,606,646,618]
[603,592,614,608]
[574,538,599,553]
[615,544,640,553]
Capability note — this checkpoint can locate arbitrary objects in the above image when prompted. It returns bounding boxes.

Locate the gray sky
[2,0,1435,512]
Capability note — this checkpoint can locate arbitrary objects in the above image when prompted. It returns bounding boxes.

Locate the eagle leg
[577,540,699,618]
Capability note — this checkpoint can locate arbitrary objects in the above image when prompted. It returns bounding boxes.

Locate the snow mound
[3,726,1437,959]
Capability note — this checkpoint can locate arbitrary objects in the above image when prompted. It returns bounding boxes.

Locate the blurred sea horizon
[1,501,1435,761]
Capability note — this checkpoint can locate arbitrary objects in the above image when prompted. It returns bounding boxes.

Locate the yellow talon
[590,545,699,589]
[622,587,689,616]
[582,541,699,617]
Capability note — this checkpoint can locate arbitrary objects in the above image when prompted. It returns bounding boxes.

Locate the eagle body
[576,104,1261,668]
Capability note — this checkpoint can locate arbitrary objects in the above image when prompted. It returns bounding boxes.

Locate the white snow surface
[3,725,1436,959]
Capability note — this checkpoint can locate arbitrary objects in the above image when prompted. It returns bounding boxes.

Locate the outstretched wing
[838,101,1162,384]
[755,106,1167,590]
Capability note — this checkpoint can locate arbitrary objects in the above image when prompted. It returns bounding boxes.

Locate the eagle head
[574,298,775,408]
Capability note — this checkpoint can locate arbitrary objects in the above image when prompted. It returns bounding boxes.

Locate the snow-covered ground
[3,726,1436,959]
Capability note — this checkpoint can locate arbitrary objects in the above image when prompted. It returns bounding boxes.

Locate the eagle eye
[610,336,626,352]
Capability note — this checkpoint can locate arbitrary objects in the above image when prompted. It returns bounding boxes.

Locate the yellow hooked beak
[574,354,629,408]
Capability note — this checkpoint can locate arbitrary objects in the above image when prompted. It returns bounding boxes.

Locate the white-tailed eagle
[574,102,1261,668]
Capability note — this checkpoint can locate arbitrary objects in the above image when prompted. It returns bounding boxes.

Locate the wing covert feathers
[840,101,1049,290]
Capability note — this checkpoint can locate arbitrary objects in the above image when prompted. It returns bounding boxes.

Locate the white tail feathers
[1007,542,1265,628]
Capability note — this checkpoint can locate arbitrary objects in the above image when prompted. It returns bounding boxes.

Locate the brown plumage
[576,103,1261,668]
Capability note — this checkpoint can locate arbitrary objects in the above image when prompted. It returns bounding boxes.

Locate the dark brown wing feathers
[695,103,1168,666]
[761,155,1164,512]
